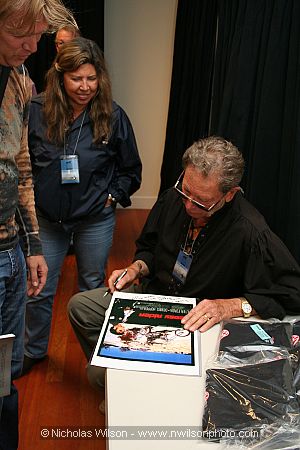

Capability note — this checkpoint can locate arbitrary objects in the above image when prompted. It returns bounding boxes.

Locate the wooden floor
[15,209,149,450]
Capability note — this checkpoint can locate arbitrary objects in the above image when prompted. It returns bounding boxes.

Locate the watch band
[240,297,252,318]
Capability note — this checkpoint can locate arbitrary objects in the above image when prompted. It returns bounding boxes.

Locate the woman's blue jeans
[25,207,116,359]
[0,244,27,450]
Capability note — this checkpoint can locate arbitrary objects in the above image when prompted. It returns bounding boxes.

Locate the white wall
[104,0,178,209]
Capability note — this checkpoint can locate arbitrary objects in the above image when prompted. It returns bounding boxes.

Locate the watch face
[242,303,252,314]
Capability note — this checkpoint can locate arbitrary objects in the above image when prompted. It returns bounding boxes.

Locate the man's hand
[181,298,246,332]
[108,261,149,293]
[108,266,138,293]
[26,255,48,296]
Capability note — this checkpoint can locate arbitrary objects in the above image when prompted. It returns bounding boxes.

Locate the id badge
[60,155,80,184]
[172,249,193,285]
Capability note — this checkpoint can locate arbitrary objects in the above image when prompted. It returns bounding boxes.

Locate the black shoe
[19,355,47,377]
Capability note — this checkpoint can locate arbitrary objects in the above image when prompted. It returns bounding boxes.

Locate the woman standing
[23,37,142,373]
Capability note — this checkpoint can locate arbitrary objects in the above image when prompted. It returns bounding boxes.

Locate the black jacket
[28,94,142,230]
[135,189,300,319]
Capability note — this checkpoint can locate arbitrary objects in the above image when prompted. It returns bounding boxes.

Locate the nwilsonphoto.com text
[40,426,260,440]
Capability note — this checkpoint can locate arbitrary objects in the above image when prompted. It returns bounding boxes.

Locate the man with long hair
[0,1,76,448]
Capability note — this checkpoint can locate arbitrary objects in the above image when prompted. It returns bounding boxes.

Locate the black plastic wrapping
[201,318,300,447]
[218,320,293,360]
[291,320,300,406]
[202,358,299,440]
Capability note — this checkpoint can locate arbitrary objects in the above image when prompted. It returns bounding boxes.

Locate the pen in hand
[103,269,128,297]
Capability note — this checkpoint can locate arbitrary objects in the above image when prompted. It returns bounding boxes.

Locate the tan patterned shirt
[0,65,42,255]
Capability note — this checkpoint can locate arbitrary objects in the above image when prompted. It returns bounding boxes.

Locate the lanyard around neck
[182,219,201,255]
[63,109,87,156]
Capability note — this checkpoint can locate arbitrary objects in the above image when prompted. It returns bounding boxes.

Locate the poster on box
[91,292,200,376]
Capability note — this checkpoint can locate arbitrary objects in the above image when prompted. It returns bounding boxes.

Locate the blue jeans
[25,207,116,359]
[0,244,27,450]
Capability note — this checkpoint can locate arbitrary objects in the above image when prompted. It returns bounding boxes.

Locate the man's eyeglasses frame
[174,171,226,212]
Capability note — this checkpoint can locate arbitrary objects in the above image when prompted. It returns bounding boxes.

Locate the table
[105,323,229,449]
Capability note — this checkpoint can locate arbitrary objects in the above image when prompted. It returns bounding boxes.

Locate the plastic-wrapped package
[221,420,300,449]
[291,320,300,406]
[202,319,300,447]
[218,319,293,360]
[292,320,300,349]
[217,347,290,367]
[202,357,299,442]
[293,357,300,407]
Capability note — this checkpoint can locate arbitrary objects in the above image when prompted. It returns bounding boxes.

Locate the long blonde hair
[0,0,77,35]
[44,37,113,145]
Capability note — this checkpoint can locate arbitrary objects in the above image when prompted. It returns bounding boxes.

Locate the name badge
[172,249,193,285]
[60,155,80,184]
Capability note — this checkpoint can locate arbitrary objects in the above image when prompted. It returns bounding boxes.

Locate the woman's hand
[105,193,117,208]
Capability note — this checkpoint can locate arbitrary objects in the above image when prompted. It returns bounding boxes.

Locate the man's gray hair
[182,136,245,193]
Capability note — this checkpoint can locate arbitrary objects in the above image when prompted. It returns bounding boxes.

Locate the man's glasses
[174,171,225,212]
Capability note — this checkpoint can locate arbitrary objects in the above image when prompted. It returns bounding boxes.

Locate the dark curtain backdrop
[160,0,300,262]
[159,0,218,194]
[25,0,104,93]
[210,0,300,261]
